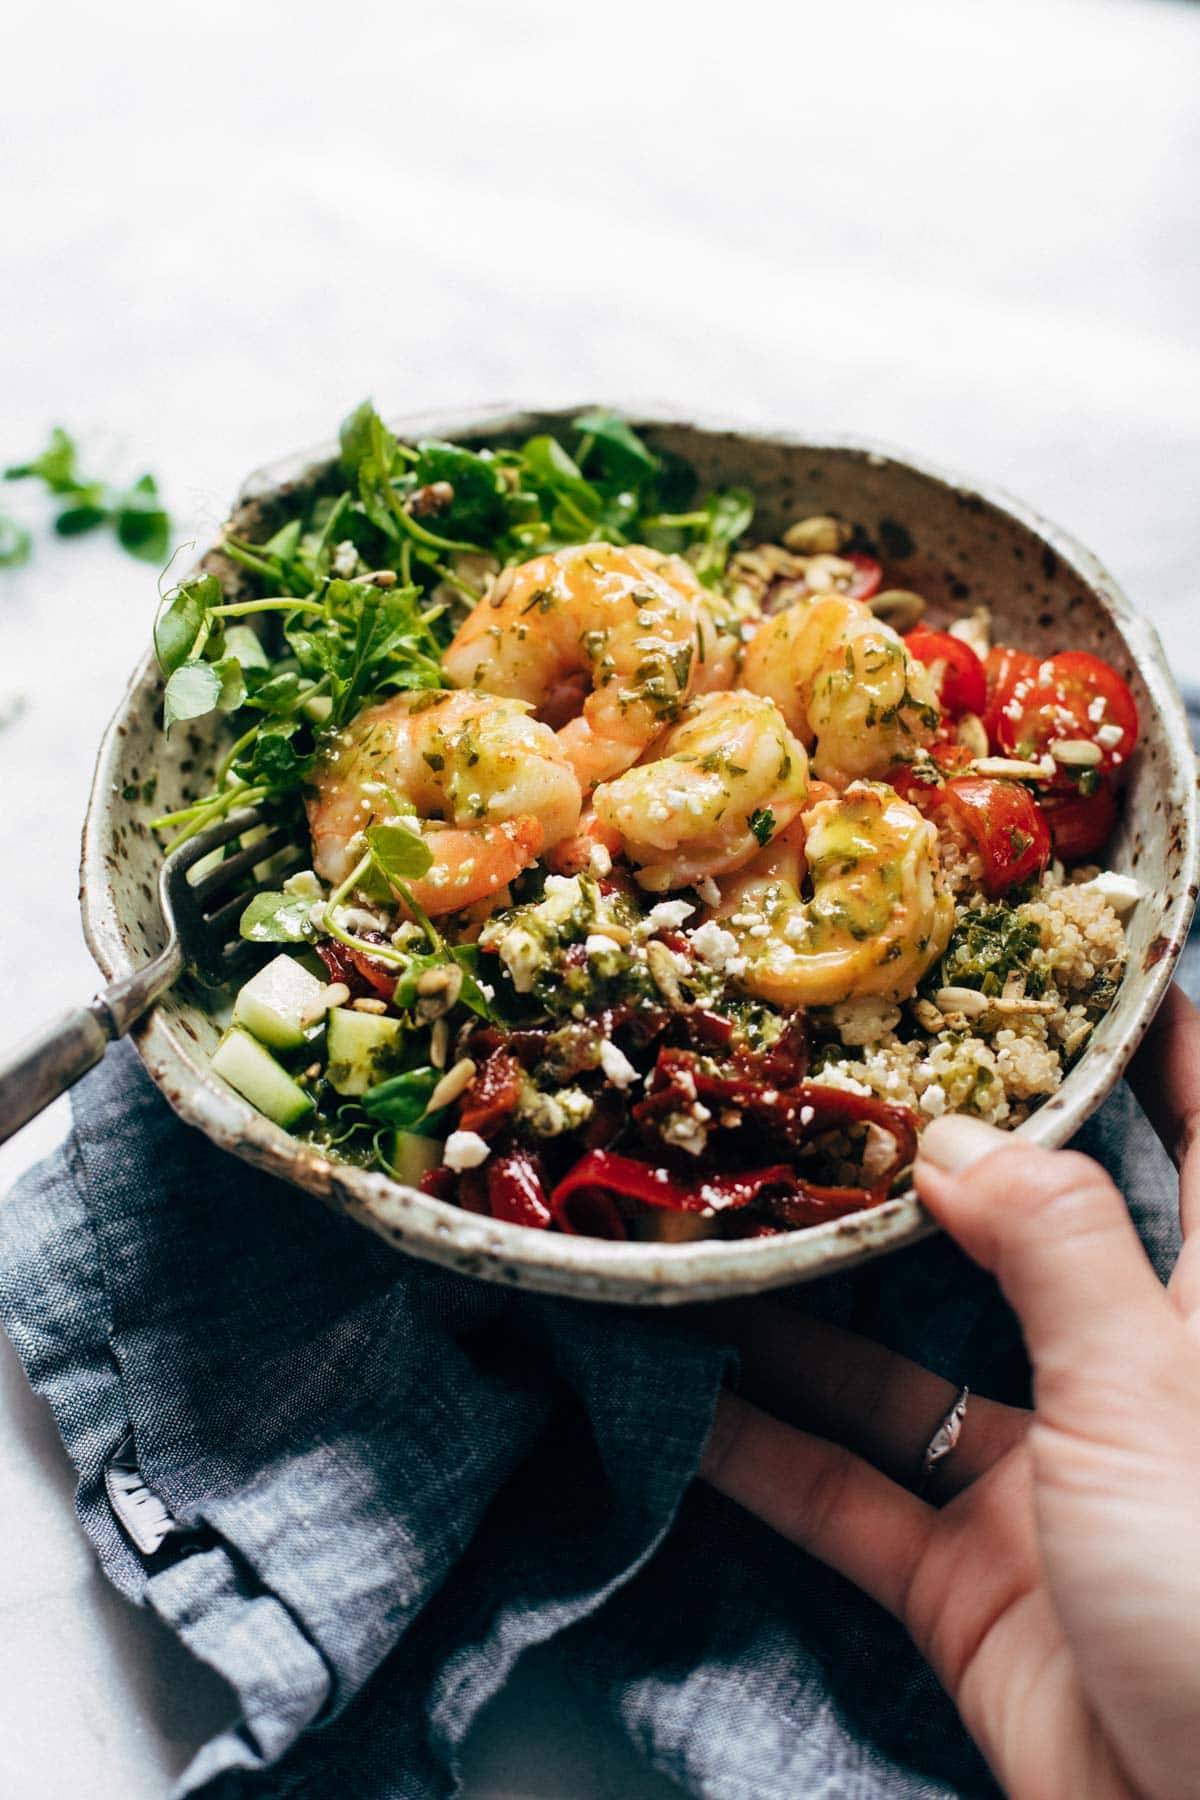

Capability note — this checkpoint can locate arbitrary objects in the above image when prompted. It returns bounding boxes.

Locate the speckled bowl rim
[80,406,1200,1305]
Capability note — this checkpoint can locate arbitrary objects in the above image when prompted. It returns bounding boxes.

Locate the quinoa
[816,874,1128,1128]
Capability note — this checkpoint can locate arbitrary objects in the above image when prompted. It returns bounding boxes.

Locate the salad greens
[150,402,752,850]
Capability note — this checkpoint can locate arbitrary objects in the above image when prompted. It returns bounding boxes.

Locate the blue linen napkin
[0,926,1191,1798]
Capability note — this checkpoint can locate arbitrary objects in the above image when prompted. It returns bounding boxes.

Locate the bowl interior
[81,411,1199,1303]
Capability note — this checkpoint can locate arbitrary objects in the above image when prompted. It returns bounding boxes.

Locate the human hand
[700,984,1200,1800]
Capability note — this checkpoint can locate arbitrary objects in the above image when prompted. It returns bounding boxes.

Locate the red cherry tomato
[992,651,1138,778]
[1039,782,1119,862]
[934,776,1051,895]
[904,629,987,718]
[844,552,882,601]
[885,742,972,807]
[982,645,1040,749]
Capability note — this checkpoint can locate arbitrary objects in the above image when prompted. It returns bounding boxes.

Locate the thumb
[915,1117,1171,1409]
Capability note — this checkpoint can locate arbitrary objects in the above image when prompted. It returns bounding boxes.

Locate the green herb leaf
[5,427,80,494]
[367,822,434,883]
[239,891,315,943]
[413,440,506,541]
[392,945,497,1022]
[163,660,221,732]
[749,807,775,847]
[339,398,378,481]
[573,410,659,482]
[54,501,108,537]
[360,1065,441,1130]
[155,575,219,675]
[115,475,171,563]
[693,487,755,585]
[221,624,271,673]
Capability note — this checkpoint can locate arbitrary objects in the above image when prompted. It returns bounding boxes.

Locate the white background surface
[1,0,1198,1792]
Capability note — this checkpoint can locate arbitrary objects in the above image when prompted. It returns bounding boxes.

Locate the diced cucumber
[384,1130,442,1188]
[234,954,328,1051]
[326,1007,405,1096]
[212,1027,315,1129]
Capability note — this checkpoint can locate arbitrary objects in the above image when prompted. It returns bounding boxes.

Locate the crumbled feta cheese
[919,1084,948,1118]
[1095,722,1123,749]
[589,842,613,877]
[443,1130,490,1171]
[661,1111,708,1156]
[599,1039,639,1089]
[696,876,722,908]
[1087,695,1106,722]
[499,926,543,993]
[689,920,740,970]
[282,868,323,899]
[519,1086,595,1136]
[642,899,695,935]
[1072,870,1144,915]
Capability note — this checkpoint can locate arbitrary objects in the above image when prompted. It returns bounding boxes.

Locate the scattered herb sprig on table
[3,427,171,567]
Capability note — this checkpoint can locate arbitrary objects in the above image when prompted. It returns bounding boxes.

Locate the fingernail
[917,1115,1008,1174]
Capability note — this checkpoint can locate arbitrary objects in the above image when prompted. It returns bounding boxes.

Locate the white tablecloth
[1,0,1197,1790]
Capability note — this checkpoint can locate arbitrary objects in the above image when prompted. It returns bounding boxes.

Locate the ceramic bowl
[80,408,1200,1304]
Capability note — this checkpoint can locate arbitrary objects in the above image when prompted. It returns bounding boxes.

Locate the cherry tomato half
[844,552,882,601]
[885,743,972,807]
[993,650,1138,777]
[1039,782,1118,862]
[934,776,1051,895]
[904,628,987,718]
[982,645,1039,749]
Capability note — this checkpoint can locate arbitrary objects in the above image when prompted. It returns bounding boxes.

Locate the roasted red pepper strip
[549,1150,800,1238]
[459,1048,524,1139]
[487,1148,552,1229]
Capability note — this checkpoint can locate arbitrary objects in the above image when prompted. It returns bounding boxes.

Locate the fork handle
[0,946,183,1147]
[0,1004,116,1145]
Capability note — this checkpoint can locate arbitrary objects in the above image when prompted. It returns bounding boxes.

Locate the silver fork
[0,805,302,1146]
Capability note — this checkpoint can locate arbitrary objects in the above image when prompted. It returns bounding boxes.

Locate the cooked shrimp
[306,690,582,915]
[715,782,953,1006]
[592,692,810,892]
[741,594,939,783]
[441,543,708,790]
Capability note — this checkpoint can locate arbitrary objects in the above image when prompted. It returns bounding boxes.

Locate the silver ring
[921,1385,970,1486]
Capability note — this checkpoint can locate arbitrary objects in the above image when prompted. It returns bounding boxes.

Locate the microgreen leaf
[339,398,378,481]
[115,476,171,563]
[360,1066,441,1130]
[573,409,659,482]
[413,440,506,540]
[221,624,271,672]
[239,891,315,943]
[155,574,219,675]
[163,660,222,732]
[366,822,434,883]
[5,427,80,493]
[693,487,754,585]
